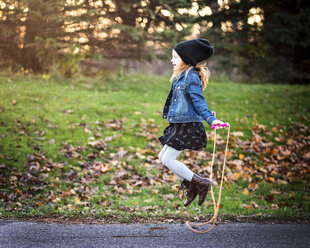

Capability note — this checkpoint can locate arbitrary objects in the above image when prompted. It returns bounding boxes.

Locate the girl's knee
[159,145,179,165]
[158,151,164,162]
[158,145,168,162]
[161,154,172,166]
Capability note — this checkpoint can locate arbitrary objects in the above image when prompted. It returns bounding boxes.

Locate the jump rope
[185,112,230,234]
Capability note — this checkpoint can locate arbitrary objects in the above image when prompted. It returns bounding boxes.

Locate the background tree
[0,0,198,73]
[260,0,310,83]
[62,0,197,59]
[0,0,65,72]
[199,0,310,83]
[0,0,309,83]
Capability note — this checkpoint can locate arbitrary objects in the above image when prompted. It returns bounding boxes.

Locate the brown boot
[184,180,198,207]
[191,174,211,206]
[177,179,198,207]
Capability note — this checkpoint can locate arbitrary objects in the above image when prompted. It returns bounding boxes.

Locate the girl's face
[171,50,182,71]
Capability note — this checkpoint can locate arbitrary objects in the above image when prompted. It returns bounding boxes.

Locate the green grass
[0,72,309,222]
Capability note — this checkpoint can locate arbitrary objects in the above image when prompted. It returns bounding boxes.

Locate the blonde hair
[170,61,210,90]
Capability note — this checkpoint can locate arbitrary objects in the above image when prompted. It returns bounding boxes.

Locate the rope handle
[185,124,230,233]
[211,122,229,129]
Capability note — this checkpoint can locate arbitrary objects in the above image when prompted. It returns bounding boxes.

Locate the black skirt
[158,122,207,151]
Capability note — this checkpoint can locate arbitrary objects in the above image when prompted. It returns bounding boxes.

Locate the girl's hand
[211,120,227,129]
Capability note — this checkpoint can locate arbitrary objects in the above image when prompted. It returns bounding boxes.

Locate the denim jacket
[162,67,217,127]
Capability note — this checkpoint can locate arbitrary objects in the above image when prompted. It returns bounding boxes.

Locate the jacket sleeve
[187,75,217,127]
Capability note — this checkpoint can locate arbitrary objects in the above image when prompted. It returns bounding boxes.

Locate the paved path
[0,220,309,248]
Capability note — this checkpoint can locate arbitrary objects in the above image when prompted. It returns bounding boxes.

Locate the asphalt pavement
[1,220,309,248]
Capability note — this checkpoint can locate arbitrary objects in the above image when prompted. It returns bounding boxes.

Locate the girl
[158,38,226,207]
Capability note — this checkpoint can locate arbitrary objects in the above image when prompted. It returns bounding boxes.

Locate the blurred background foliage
[0,0,309,83]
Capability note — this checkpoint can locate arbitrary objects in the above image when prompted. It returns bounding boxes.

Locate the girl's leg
[159,145,184,180]
[160,146,194,181]
[159,145,211,207]
[158,144,169,162]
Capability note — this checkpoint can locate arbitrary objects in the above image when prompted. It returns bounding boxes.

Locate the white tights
[158,145,194,181]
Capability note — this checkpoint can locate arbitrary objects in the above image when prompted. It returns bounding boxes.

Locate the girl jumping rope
[158,38,227,207]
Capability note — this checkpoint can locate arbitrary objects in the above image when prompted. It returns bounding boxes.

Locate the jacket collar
[173,67,195,83]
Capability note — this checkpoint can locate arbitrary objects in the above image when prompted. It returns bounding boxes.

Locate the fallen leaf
[289,191,295,198]
[74,197,81,205]
[242,204,253,209]
[101,202,110,207]
[161,194,174,200]
[230,160,243,170]
[271,148,279,154]
[271,203,279,209]
[227,172,240,182]
[248,182,258,191]
[84,127,91,134]
[232,131,244,137]
[242,189,250,195]
[250,201,259,208]
[99,164,110,173]
[63,109,74,114]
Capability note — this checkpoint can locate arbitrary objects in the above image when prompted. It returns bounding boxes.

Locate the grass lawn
[0,71,309,222]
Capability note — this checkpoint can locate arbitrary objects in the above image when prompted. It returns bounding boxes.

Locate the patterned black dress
[158,122,207,151]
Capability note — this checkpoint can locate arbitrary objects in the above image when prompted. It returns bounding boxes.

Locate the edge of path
[1,215,309,225]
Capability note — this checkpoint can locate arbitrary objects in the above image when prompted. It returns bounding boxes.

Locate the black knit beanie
[173,38,214,66]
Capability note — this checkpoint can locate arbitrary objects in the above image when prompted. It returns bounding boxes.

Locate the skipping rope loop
[185,124,230,233]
